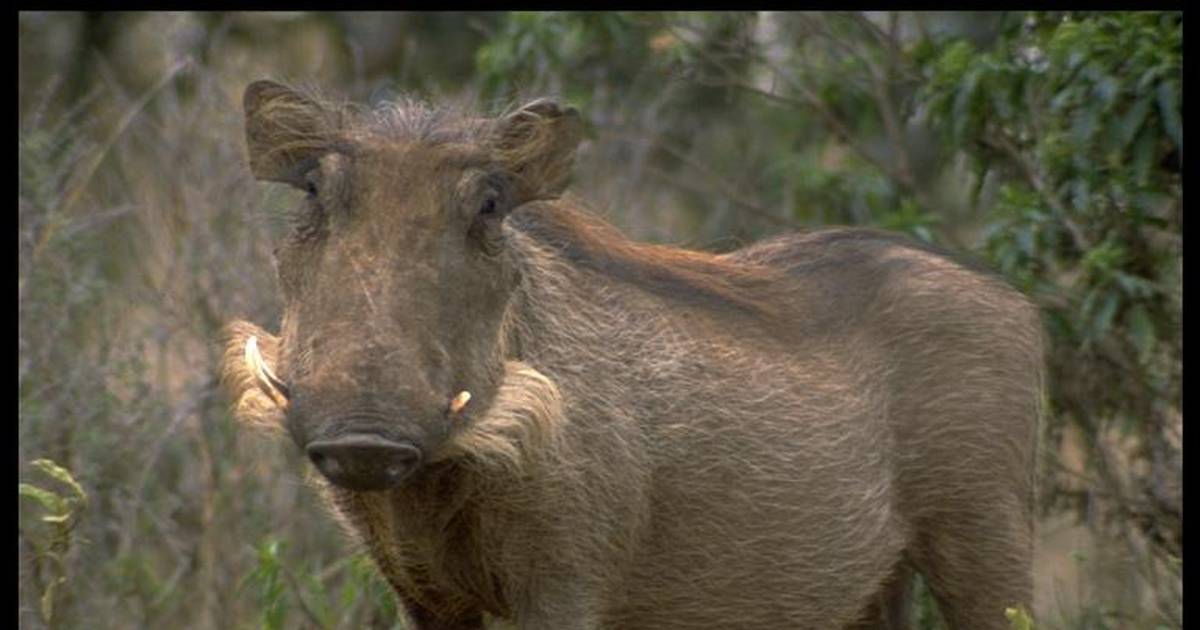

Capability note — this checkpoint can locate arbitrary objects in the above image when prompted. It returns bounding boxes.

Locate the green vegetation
[19,459,88,626]
[19,11,1179,629]
[1008,605,1036,630]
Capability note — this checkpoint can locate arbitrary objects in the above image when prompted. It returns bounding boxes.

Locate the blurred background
[18,12,1180,629]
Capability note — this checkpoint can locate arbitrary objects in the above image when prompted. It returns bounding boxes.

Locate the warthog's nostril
[305,435,422,491]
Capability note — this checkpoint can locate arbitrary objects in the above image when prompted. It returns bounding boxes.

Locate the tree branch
[982,130,1093,253]
[600,125,805,229]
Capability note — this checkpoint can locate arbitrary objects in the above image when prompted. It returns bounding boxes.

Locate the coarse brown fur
[220,81,1044,629]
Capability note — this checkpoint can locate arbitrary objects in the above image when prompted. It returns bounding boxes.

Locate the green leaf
[1156,78,1182,152]
[1070,179,1091,213]
[1113,270,1157,298]
[1127,303,1156,362]
[1137,62,1164,92]
[30,459,87,502]
[41,578,58,623]
[1015,226,1035,258]
[989,71,1018,121]
[1093,74,1120,110]
[1115,96,1152,150]
[19,483,65,515]
[1006,605,1035,630]
[1071,105,1100,146]
[1130,191,1172,222]
[1083,241,1125,273]
[1131,129,1157,185]
[1049,84,1078,114]
[952,67,983,141]
[1091,289,1120,340]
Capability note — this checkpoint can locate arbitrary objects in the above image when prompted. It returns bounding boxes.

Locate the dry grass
[19,38,407,627]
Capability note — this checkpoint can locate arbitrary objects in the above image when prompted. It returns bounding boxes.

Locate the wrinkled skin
[221,81,1044,629]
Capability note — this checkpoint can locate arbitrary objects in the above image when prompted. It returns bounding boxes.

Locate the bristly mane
[510,200,789,322]
[265,83,519,152]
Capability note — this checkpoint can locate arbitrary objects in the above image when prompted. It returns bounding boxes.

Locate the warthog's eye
[458,170,513,254]
[303,173,319,199]
[284,169,327,244]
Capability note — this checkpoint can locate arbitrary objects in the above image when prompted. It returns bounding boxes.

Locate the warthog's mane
[510,200,793,325]
[255,83,543,162]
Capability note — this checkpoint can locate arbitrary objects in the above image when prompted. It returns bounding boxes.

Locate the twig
[602,125,804,229]
[671,22,898,182]
[30,57,193,266]
[849,12,916,80]
[863,47,915,191]
[644,165,801,230]
[118,378,217,560]
[728,79,907,186]
[664,14,961,246]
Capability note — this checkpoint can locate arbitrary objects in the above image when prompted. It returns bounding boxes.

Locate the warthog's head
[225,81,582,491]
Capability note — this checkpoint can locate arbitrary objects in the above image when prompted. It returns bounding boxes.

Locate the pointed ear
[492,98,584,204]
[243,80,335,186]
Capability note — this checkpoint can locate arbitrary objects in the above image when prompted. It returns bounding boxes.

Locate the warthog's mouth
[222,319,565,488]
[239,334,480,491]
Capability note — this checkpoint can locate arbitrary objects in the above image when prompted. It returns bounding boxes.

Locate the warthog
[221,80,1043,629]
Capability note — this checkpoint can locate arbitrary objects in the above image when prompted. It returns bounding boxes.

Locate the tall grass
[18,54,403,629]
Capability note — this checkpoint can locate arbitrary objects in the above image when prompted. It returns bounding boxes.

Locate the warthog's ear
[492,98,584,204]
[243,80,335,186]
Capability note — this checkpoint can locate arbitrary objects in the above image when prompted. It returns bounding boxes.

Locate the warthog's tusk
[449,390,472,415]
[245,336,290,407]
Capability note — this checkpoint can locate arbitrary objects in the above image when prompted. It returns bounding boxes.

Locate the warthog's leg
[908,498,1033,630]
[401,596,484,630]
[405,606,483,630]
[510,574,602,630]
[385,572,487,629]
[844,561,913,630]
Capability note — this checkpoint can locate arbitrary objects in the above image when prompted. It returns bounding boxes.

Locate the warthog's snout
[306,434,422,491]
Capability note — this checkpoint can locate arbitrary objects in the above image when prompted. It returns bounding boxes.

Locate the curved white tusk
[449,390,471,415]
[245,336,289,406]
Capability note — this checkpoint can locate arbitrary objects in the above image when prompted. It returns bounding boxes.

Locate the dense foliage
[19,11,1179,629]
[924,9,1181,560]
